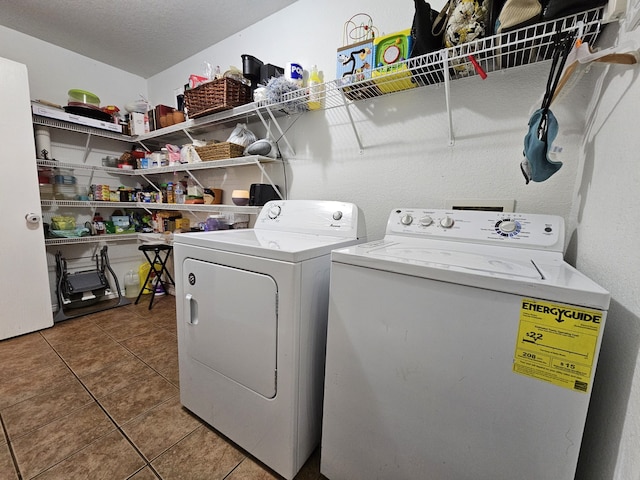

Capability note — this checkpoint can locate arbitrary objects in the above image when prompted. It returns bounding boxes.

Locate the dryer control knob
[499,220,517,233]
[333,211,343,221]
[267,205,281,219]
[419,216,433,227]
[440,216,454,228]
[401,214,413,226]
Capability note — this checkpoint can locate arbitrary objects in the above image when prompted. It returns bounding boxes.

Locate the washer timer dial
[495,219,521,237]
[267,205,282,219]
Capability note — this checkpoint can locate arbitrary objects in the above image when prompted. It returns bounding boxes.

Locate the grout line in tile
[120,393,200,465]
[14,301,179,479]
[0,415,22,480]
[37,328,158,477]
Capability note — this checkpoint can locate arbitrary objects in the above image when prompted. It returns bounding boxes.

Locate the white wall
[0,25,147,109]
[569,21,640,480]
[147,0,590,238]
[0,26,150,303]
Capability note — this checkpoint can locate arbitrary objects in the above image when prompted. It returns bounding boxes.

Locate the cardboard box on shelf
[129,112,149,135]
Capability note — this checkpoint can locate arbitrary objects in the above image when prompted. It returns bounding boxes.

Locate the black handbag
[410,0,444,58]
[541,0,607,20]
[410,0,445,85]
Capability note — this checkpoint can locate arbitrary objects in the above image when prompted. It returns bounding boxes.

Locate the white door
[0,57,53,339]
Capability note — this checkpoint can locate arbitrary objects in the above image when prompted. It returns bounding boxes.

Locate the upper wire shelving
[280,8,605,147]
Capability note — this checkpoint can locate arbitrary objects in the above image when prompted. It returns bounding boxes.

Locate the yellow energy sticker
[513,298,603,393]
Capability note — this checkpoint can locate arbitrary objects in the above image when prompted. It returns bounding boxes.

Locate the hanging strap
[537,31,575,141]
[432,0,454,36]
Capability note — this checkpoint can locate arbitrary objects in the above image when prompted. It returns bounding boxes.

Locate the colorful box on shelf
[371,29,416,94]
[336,39,381,101]
[31,103,122,133]
[337,39,375,84]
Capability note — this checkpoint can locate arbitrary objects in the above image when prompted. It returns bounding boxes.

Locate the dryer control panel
[255,200,366,239]
[386,208,564,251]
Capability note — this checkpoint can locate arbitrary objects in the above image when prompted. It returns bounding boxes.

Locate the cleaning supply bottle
[166,182,175,203]
[307,65,324,110]
[93,212,105,235]
[124,269,140,298]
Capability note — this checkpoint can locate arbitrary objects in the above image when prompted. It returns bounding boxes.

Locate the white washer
[321,208,609,480]
[173,200,366,480]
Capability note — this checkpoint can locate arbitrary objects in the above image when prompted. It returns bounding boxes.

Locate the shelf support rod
[441,50,455,146]
[180,128,195,143]
[82,133,92,163]
[252,158,285,200]
[339,88,364,153]
[259,107,296,156]
[139,174,160,193]
[185,169,205,190]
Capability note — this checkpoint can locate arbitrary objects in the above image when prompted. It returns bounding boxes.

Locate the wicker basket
[184,78,252,118]
[195,142,245,161]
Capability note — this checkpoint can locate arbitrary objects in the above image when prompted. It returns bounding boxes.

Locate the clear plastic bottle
[307,65,324,110]
[175,182,185,204]
[124,270,140,298]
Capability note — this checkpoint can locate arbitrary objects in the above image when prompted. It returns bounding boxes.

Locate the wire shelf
[33,115,134,142]
[41,199,262,214]
[282,8,604,109]
[37,156,276,176]
[44,233,141,246]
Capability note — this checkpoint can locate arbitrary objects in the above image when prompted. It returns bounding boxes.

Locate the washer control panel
[386,208,564,250]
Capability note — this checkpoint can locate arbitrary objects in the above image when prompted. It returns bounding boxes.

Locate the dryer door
[182,258,278,398]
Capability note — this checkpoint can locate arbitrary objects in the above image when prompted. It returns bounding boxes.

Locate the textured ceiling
[0,0,298,78]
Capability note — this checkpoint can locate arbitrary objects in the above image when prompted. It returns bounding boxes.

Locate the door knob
[25,213,41,224]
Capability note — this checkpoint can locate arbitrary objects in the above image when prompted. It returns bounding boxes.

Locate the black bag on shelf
[541,0,608,21]
[410,0,446,85]
[410,0,444,57]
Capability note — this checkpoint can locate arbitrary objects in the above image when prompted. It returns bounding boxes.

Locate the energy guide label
[513,298,603,393]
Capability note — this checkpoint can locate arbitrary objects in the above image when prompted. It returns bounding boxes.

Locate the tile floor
[0,295,325,480]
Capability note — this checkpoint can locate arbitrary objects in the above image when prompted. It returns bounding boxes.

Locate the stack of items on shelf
[336,2,607,97]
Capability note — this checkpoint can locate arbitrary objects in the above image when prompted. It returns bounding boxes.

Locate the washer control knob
[333,211,343,221]
[440,216,454,228]
[401,214,413,226]
[419,216,433,227]
[267,205,281,219]
[499,220,517,233]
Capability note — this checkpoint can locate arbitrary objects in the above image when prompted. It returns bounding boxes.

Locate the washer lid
[331,240,610,310]
[371,245,543,279]
[174,229,363,262]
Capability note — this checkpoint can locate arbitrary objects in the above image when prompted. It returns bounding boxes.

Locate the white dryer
[321,208,609,480]
[173,200,366,480]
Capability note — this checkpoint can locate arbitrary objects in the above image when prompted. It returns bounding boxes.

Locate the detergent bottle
[307,65,324,110]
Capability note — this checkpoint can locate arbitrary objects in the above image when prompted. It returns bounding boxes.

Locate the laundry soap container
[124,270,140,298]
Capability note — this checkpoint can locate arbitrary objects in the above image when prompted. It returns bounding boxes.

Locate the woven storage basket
[184,78,251,118]
[195,142,245,161]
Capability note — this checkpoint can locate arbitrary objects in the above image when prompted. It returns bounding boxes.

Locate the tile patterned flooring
[0,295,325,480]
